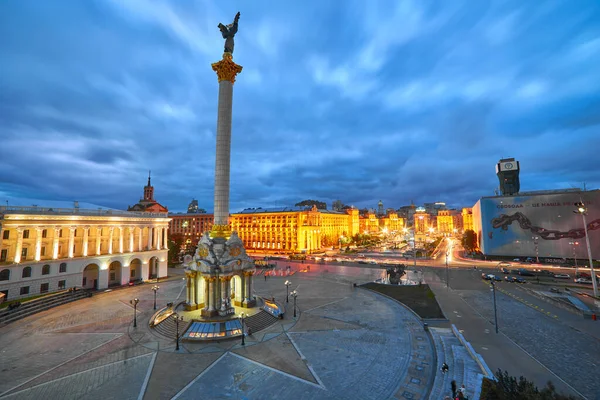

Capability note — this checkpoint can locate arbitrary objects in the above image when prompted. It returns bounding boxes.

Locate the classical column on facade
[146,226,152,251]
[137,227,143,252]
[53,227,61,259]
[35,227,43,261]
[128,227,134,253]
[204,276,210,311]
[118,227,124,253]
[208,277,216,312]
[220,277,227,311]
[187,271,196,309]
[13,227,24,263]
[68,227,76,258]
[82,226,89,257]
[0,227,4,260]
[108,227,114,254]
[156,226,163,250]
[96,227,102,255]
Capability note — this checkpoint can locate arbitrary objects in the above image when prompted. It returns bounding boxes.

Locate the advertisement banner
[475,190,600,260]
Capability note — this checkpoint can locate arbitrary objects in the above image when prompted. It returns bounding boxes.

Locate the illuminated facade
[0,205,169,301]
[462,208,474,232]
[169,206,364,253]
[436,210,461,236]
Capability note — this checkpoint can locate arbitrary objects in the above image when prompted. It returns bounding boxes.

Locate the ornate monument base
[183,227,256,319]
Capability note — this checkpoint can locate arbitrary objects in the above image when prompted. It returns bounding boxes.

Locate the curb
[451,324,494,379]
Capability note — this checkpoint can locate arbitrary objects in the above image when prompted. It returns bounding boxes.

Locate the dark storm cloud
[1,0,599,212]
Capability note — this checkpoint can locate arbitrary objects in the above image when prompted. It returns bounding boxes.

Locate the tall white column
[68,227,75,258]
[204,277,210,310]
[137,227,143,252]
[208,280,215,311]
[189,274,196,307]
[108,227,114,254]
[0,227,4,260]
[82,226,89,257]
[96,227,102,255]
[14,227,24,263]
[153,227,158,250]
[35,227,43,261]
[211,54,242,226]
[53,227,60,259]
[128,227,134,253]
[118,227,124,253]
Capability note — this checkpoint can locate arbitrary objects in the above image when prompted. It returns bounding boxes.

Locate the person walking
[441,363,449,374]
[451,380,457,399]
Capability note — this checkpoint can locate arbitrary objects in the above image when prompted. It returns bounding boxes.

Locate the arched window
[0,269,9,281]
[59,263,67,273]
[42,264,50,275]
[22,266,32,278]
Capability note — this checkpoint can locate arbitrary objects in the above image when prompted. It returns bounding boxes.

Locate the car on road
[574,278,593,284]
[505,276,516,282]
[515,277,526,283]
[498,262,512,268]
[517,268,535,277]
[553,273,570,279]
[482,273,500,281]
[500,267,510,274]
[513,258,521,262]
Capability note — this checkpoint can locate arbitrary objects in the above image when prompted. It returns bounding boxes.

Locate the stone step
[245,310,278,334]
[0,291,91,325]
[153,316,189,340]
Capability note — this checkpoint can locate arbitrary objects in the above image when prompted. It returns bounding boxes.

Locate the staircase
[244,310,278,334]
[153,316,190,339]
[428,327,484,400]
[0,290,91,325]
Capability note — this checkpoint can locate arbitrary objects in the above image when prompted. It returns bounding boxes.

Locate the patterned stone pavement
[0,265,480,400]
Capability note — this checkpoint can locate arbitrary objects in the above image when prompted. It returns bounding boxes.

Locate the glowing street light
[574,202,598,297]
[152,285,160,310]
[130,298,139,328]
[173,313,184,350]
[284,280,291,303]
[291,290,298,318]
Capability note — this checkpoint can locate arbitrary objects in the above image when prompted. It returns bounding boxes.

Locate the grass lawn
[361,282,445,319]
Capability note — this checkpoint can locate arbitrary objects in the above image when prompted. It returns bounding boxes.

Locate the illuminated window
[2,230,8,240]
[23,230,30,239]
[42,229,47,238]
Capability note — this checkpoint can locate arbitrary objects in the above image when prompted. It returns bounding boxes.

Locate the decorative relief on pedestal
[210,224,232,239]
[211,53,243,83]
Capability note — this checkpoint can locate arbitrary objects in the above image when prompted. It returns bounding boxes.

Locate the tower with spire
[128,171,168,213]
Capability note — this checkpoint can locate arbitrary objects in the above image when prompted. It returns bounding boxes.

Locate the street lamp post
[569,241,579,276]
[284,280,291,303]
[240,312,245,346]
[445,251,450,291]
[173,314,183,350]
[574,203,598,297]
[532,236,539,263]
[291,290,298,318]
[130,298,139,328]
[152,285,159,310]
[490,280,499,333]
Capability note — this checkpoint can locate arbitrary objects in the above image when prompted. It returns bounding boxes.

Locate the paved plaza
[0,265,485,399]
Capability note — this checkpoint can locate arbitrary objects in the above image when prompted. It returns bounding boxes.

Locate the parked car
[553,273,570,279]
[513,258,521,262]
[525,257,535,263]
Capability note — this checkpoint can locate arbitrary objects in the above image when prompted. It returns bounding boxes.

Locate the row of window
[0,263,68,281]
[10,280,67,296]
[2,227,159,241]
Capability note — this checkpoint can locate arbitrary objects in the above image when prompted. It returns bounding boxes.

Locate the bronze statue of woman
[218,12,240,54]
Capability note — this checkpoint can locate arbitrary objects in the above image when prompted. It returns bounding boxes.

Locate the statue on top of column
[218,12,240,54]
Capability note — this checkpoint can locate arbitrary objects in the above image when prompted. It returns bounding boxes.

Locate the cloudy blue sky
[1,0,599,213]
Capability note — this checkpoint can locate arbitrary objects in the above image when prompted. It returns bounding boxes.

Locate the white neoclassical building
[0,203,170,301]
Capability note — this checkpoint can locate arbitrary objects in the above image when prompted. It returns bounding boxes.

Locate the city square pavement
[0,264,480,400]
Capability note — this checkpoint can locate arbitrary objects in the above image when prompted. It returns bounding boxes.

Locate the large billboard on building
[473,190,600,260]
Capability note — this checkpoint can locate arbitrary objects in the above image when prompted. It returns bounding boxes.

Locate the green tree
[168,234,185,266]
[481,369,579,399]
[461,229,478,253]
[295,199,327,209]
